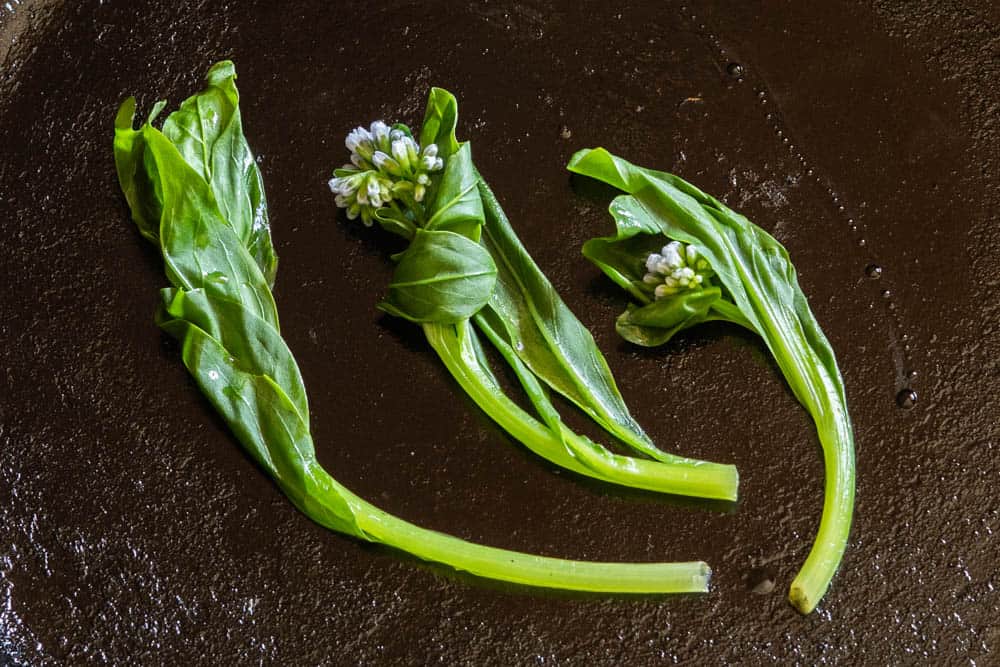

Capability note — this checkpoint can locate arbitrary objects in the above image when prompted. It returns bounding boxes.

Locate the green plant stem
[424,320,739,500]
[309,470,712,593]
[788,407,855,613]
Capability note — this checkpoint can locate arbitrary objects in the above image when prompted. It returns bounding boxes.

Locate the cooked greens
[568,148,855,614]
[330,88,738,501]
[112,61,714,594]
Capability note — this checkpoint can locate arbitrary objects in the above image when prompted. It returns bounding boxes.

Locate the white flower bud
[654,284,677,299]
[686,245,699,264]
[391,139,411,171]
[367,179,382,207]
[370,121,390,147]
[661,243,684,269]
[345,127,372,153]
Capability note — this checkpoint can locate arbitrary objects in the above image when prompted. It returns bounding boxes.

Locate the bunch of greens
[112,61,714,594]
[329,89,738,501]
[567,148,855,614]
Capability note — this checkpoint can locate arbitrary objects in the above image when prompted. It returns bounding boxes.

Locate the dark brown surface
[1,1,997,664]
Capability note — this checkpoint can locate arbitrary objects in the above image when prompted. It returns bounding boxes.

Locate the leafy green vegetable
[568,147,856,613]
[113,61,714,594]
[331,88,739,501]
[378,228,497,324]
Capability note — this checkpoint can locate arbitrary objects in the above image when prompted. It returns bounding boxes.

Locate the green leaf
[582,195,670,304]
[113,97,160,244]
[476,176,692,465]
[140,126,279,328]
[570,147,855,614]
[379,228,497,324]
[160,60,278,287]
[418,87,460,161]
[425,142,484,241]
[615,288,721,347]
[159,287,309,426]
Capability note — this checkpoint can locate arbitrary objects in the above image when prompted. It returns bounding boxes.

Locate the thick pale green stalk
[424,321,739,500]
[302,466,712,593]
[788,400,855,613]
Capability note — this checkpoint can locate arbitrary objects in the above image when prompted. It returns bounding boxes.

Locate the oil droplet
[857,238,867,247]
[865,264,883,279]
[726,62,745,78]
[881,289,892,299]
[907,369,918,380]
[897,389,918,409]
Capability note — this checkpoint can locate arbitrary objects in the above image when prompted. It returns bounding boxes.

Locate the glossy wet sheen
[1,1,998,663]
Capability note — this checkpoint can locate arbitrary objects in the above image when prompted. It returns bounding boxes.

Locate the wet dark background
[1,1,997,664]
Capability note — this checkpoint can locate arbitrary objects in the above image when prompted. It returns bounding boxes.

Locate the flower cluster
[328,121,444,226]
[642,241,713,299]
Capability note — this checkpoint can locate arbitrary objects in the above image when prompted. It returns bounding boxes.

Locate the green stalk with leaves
[329,89,738,501]
[112,61,715,594]
[567,148,855,613]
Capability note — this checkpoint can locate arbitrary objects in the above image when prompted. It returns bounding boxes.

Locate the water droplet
[897,389,918,409]
[806,168,815,176]
[865,264,883,279]
[907,369,918,380]
[559,125,572,139]
[881,289,892,299]
[726,62,745,77]
[757,90,766,99]
[857,238,867,247]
